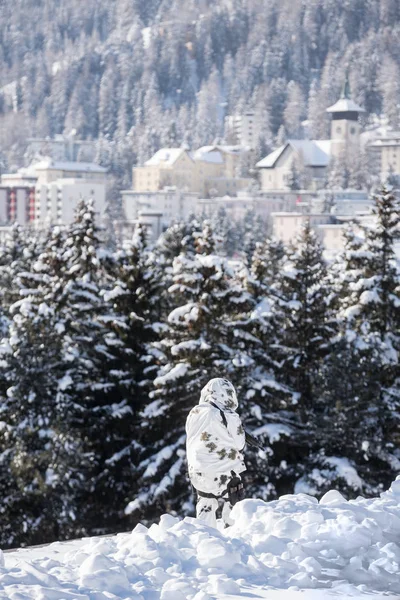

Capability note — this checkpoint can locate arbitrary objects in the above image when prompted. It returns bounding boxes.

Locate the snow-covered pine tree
[242,209,269,265]
[0,290,83,548]
[288,161,301,191]
[328,152,350,190]
[268,222,338,493]
[238,237,298,499]
[45,198,132,534]
[97,223,162,530]
[130,220,252,521]
[154,216,203,317]
[275,221,336,412]
[334,186,400,493]
[0,224,43,314]
[210,206,238,257]
[296,225,369,497]
[250,237,286,302]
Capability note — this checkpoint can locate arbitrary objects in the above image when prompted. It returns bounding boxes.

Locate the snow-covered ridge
[3,478,400,599]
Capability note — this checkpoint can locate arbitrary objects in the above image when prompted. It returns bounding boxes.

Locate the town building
[0,160,107,227]
[122,188,198,225]
[197,190,303,222]
[132,145,252,197]
[271,209,374,254]
[272,212,338,245]
[26,132,96,163]
[225,112,261,148]
[257,82,365,192]
[369,131,400,180]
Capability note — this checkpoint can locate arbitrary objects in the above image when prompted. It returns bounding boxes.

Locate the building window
[336,126,341,134]
[350,127,356,135]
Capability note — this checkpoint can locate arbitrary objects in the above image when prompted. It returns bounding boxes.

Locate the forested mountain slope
[1,0,400,185]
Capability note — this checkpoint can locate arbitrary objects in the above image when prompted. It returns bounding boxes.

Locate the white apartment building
[314,189,373,216]
[369,132,400,179]
[271,212,372,253]
[35,179,106,226]
[33,160,107,184]
[0,160,107,227]
[225,112,260,148]
[197,190,302,222]
[26,133,96,163]
[122,188,198,226]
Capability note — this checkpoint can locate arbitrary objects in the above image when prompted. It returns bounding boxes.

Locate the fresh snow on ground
[3,478,400,599]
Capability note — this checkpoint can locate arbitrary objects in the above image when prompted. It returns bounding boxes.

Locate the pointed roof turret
[326,72,365,117]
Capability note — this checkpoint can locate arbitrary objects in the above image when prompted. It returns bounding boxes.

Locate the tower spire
[341,69,351,100]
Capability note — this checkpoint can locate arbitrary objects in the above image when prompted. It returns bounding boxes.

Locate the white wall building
[33,160,107,184]
[369,131,400,179]
[35,179,106,226]
[271,211,373,253]
[225,112,261,148]
[257,82,365,192]
[314,189,373,216]
[26,133,96,163]
[0,160,107,227]
[197,190,304,222]
[272,213,336,245]
[257,140,331,192]
[122,188,199,229]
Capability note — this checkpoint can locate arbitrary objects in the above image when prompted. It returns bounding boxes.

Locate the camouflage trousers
[196,496,233,529]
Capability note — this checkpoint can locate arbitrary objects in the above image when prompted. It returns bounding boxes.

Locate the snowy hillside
[3,478,400,599]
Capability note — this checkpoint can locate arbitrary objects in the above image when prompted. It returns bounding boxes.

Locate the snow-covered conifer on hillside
[0,224,43,313]
[275,221,337,413]
[97,223,162,530]
[250,238,285,302]
[259,222,339,495]
[238,238,298,500]
[0,293,83,548]
[43,199,134,533]
[242,209,270,265]
[332,187,400,492]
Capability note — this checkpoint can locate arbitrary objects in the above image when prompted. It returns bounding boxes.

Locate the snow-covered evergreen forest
[0,187,398,549]
[1,0,400,195]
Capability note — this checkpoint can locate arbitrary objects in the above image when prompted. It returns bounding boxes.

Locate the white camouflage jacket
[186,378,246,496]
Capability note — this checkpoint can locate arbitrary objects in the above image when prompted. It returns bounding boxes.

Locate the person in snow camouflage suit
[186,377,246,528]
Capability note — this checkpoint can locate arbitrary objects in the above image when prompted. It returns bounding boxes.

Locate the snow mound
[3,478,400,599]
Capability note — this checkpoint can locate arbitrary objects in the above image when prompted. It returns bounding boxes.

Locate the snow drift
[3,478,400,599]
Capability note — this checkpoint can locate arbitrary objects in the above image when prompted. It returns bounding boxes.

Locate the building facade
[26,133,96,163]
[225,112,261,148]
[0,160,107,227]
[132,146,252,197]
[369,131,400,180]
[257,83,365,192]
[122,188,199,225]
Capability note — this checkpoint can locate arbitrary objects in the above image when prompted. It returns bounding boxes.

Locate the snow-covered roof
[289,140,331,167]
[193,147,224,164]
[32,160,107,173]
[216,144,248,154]
[326,98,365,113]
[370,132,400,147]
[257,140,331,169]
[256,145,286,168]
[145,148,189,166]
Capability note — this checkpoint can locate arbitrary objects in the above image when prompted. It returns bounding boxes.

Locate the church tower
[326,76,365,161]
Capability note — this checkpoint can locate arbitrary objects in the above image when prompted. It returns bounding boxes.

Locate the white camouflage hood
[199,377,239,411]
